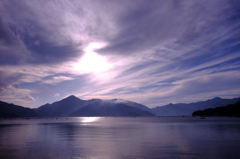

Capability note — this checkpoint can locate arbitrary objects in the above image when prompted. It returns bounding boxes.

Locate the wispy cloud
[42,76,75,85]
[0,0,239,108]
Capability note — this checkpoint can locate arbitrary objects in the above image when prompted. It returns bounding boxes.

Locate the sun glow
[74,42,111,74]
[81,117,100,123]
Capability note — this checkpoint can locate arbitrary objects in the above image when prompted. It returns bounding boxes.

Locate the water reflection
[0,117,240,159]
[80,117,101,123]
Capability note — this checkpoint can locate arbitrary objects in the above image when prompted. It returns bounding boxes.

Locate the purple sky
[0,0,240,108]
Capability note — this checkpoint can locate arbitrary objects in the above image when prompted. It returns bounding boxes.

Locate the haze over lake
[1,117,240,159]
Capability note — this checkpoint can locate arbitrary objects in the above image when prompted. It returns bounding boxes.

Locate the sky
[0,0,240,108]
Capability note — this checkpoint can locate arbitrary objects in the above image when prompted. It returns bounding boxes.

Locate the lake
[0,117,240,159]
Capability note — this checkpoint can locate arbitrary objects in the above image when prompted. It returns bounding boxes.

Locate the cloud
[170,71,240,95]
[99,0,233,56]
[26,94,35,101]
[54,93,60,97]
[0,1,83,65]
[42,76,75,85]
[0,16,18,46]
[0,83,35,101]
[0,0,239,107]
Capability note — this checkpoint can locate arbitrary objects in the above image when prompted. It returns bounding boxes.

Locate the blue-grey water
[0,117,240,159]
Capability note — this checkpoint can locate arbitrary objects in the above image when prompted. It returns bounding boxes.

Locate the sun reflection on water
[80,117,100,123]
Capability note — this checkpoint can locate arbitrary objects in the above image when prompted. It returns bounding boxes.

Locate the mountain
[70,102,154,117]
[35,95,86,117]
[192,101,240,117]
[35,95,154,117]
[2,96,239,117]
[151,97,240,116]
[0,101,38,117]
[103,98,152,112]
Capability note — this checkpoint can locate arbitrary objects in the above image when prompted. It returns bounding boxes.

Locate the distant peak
[64,95,81,100]
[68,95,77,98]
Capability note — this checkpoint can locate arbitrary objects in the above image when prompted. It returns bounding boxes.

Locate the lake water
[0,117,240,159]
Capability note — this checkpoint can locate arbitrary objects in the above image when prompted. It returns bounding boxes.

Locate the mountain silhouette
[1,96,240,117]
[35,95,154,117]
[70,101,154,117]
[0,101,38,117]
[35,95,86,117]
[151,97,240,116]
[108,98,152,112]
[192,101,240,117]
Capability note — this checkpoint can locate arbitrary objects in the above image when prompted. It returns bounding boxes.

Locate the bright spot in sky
[74,42,111,74]
[84,42,107,52]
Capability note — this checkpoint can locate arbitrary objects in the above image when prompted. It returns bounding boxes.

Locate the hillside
[0,101,38,117]
[151,97,240,116]
[70,102,154,117]
[35,95,86,117]
[192,101,240,117]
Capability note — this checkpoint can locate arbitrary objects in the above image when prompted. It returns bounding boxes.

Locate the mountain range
[152,97,240,116]
[35,95,154,117]
[0,96,240,117]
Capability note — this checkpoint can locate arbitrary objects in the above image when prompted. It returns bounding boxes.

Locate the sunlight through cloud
[74,42,111,74]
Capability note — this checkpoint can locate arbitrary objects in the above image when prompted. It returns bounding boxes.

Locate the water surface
[0,117,240,159]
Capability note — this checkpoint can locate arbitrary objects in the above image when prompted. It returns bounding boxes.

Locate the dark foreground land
[192,101,240,117]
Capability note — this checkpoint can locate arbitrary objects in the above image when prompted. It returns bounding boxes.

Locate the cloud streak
[0,0,239,108]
